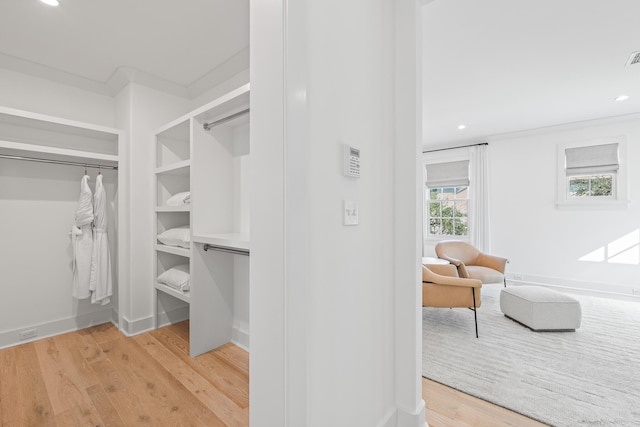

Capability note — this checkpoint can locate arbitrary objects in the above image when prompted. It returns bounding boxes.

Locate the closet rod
[203,243,250,256]
[203,108,250,131]
[0,153,118,170]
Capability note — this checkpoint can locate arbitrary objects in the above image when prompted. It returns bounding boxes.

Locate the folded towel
[166,191,191,206]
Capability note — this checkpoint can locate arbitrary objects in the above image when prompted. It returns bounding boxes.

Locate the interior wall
[488,116,640,296]
[0,160,117,348]
[251,0,422,425]
[115,83,189,333]
[0,68,115,127]
[302,1,397,423]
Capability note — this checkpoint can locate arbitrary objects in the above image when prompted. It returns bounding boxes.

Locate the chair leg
[472,288,478,338]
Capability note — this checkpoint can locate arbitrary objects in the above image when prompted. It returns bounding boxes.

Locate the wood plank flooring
[0,321,546,426]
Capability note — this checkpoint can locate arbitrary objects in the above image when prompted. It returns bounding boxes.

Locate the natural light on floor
[579,229,640,265]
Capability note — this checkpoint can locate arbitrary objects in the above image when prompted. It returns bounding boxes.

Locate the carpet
[422,285,640,427]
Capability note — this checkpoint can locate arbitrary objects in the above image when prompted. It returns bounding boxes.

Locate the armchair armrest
[425,264,458,277]
[422,266,481,288]
[477,253,508,274]
[436,254,471,277]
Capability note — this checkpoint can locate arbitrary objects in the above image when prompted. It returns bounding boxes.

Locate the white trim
[506,272,640,301]
[231,325,250,352]
[0,308,114,350]
[119,306,190,336]
[396,402,428,427]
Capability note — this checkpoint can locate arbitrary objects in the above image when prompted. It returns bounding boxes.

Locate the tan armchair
[435,240,508,287]
[422,264,482,338]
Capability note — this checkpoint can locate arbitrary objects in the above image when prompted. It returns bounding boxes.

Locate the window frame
[556,136,628,210]
[426,185,469,239]
[423,151,472,244]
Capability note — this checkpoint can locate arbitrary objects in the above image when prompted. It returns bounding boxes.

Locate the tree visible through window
[568,175,613,198]
[427,186,468,237]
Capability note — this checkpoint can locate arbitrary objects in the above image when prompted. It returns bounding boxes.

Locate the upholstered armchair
[435,240,508,287]
[422,264,482,338]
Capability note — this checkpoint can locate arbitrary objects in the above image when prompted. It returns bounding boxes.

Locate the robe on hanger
[89,174,112,305]
[71,174,94,299]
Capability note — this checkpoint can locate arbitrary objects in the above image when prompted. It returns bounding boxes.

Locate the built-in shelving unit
[153,84,250,356]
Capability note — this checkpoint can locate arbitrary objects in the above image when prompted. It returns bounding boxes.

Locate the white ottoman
[500,286,581,331]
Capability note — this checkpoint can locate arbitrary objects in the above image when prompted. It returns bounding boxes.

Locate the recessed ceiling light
[457,124,466,130]
[615,95,630,102]
[40,0,59,6]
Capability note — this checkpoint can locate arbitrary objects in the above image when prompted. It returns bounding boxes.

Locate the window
[565,143,618,200]
[557,138,628,209]
[425,160,470,238]
[427,186,468,237]
[568,174,614,198]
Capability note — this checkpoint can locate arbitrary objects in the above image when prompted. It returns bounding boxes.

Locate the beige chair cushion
[466,266,504,285]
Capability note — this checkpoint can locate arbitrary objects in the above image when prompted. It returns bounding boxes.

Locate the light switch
[344,200,359,225]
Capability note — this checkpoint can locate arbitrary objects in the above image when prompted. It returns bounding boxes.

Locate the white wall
[0,68,115,127]
[115,83,189,333]
[488,116,640,296]
[251,0,424,426]
[0,161,117,348]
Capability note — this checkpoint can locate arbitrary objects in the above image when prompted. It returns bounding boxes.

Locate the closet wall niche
[153,84,250,357]
[0,107,123,349]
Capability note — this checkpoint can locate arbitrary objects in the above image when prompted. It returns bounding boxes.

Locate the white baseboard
[507,272,640,301]
[231,325,250,352]
[377,408,397,427]
[0,308,114,350]
[378,401,427,427]
[119,306,190,337]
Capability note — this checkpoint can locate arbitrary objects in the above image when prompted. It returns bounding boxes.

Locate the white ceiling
[422,0,640,147]
[0,0,249,96]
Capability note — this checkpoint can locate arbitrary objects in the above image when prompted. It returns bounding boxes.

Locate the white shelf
[155,160,190,175]
[156,205,191,213]
[192,232,250,251]
[0,106,122,137]
[0,140,119,165]
[155,283,190,304]
[155,244,190,258]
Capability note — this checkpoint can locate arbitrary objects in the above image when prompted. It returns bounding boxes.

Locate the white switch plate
[344,200,359,225]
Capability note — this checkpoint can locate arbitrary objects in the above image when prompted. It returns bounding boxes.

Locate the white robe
[71,175,94,299]
[89,174,112,305]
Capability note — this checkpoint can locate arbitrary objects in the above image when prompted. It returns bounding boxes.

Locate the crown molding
[188,46,249,99]
[0,50,249,101]
[105,67,189,98]
[0,52,111,96]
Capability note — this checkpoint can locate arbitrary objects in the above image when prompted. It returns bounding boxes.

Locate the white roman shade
[425,160,470,188]
[565,143,619,175]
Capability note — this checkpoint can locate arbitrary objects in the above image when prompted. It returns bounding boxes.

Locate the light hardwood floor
[0,321,546,426]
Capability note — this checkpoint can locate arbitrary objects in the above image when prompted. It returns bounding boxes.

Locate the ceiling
[0,0,249,97]
[422,0,640,148]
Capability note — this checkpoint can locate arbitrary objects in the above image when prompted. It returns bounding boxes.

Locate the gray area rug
[422,285,640,427]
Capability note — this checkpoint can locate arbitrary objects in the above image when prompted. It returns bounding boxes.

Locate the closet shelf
[155,283,190,304]
[0,140,119,166]
[156,206,191,213]
[155,244,190,258]
[155,160,190,175]
[192,232,250,251]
